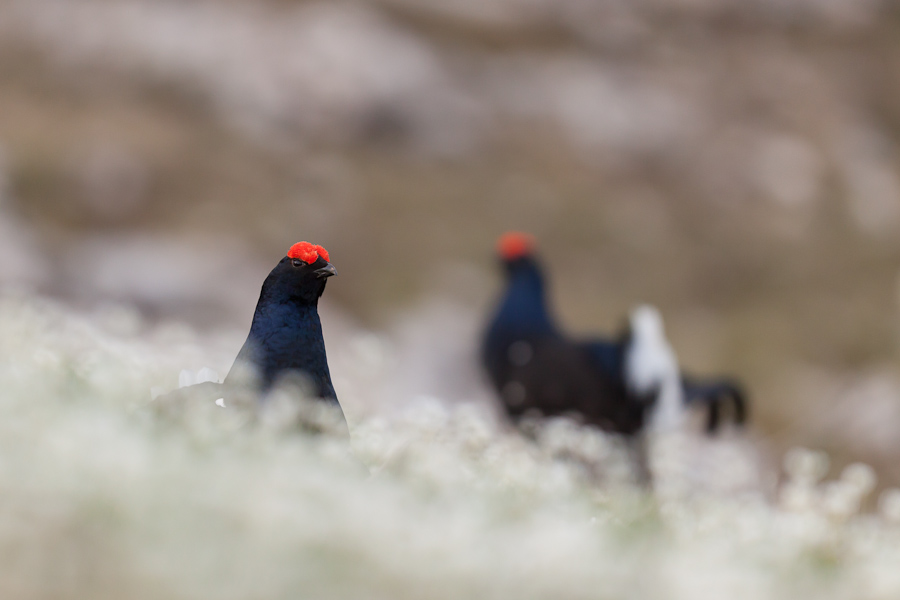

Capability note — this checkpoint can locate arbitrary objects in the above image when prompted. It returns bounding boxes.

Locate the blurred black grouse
[481,232,746,435]
[162,241,343,421]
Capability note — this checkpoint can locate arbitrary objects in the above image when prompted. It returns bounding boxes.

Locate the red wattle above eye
[287,242,330,264]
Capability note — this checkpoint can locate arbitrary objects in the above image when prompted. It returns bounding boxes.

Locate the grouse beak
[315,262,338,279]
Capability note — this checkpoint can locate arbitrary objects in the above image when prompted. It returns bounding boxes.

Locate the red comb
[497,232,535,261]
[287,242,330,264]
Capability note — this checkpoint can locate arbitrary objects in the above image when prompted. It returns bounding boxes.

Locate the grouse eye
[291,258,304,268]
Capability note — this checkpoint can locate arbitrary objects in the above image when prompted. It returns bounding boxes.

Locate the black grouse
[481,232,746,436]
[158,241,344,425]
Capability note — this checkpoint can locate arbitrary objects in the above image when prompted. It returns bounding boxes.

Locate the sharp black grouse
[158,241,344,427]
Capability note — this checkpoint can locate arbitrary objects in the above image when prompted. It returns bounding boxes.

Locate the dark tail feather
[705,399,720,434]
[682,376,748,434]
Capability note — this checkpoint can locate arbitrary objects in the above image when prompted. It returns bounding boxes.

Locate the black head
[260,242,337,305]
[503,253,541,276]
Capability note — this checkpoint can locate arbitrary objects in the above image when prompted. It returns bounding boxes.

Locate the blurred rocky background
[1,0,900,481]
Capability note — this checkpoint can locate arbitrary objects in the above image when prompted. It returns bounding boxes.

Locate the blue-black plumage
[481,232,746,436]
[227,250,339,404]
[481,233,643,434]
[160,241,344,426]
